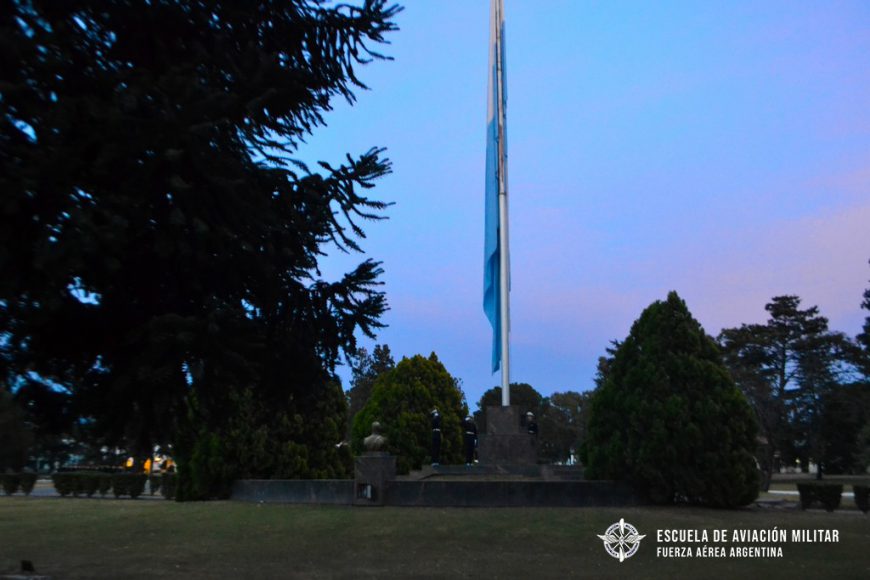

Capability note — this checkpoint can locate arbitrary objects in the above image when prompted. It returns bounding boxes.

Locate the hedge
[97,473,112,496]
[50,471,161,499]
[796,482,843,512]
[79,472,100,497]
[111,473,147,499]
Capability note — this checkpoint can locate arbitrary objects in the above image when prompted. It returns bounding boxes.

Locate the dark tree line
[1,0,401,495]
[718,270,870,484]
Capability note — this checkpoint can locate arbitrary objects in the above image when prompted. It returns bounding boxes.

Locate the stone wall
[232,479,353,505]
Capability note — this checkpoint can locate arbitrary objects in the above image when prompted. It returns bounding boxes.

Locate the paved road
[768,489,855,498]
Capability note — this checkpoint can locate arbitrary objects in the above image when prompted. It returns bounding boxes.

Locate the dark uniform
[526,412,538,436]
[527,418,538,436]
[463,416,477,465]
[431,409,442,466]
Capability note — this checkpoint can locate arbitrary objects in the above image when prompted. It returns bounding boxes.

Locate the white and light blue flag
[483,0,507,373]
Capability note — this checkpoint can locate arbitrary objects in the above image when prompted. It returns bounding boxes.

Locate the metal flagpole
[495,0,510,406]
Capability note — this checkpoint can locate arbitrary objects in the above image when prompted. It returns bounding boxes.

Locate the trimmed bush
[19,472,37,495]
[853,485,869,513]
[797,482,843,512]
[112,473,147,498]
[70,472,85,496]
[82,473,100,497]
[52,473,74,496]
[112,474,126,498]
[161,472,177,500]
[97,473,112,497]
[149,475,161,495]
[52,472,115,498]
[1,472,21,495]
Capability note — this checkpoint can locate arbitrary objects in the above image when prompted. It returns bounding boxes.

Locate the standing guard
[463,415,478,466]
[525,411,538,436]
[430,408,442,466]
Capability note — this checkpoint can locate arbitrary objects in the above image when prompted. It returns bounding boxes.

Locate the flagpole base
[477,406,538,466]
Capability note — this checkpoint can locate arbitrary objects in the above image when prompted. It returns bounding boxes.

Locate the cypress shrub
[585,292,760,507]
[176,381,355,500]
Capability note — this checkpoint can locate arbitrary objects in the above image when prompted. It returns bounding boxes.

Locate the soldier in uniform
[526,411,538,436]
[463,415,477,466]
[430,408,442,466]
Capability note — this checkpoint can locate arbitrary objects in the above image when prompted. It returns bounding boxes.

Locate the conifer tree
[586,292,759,507]
[351,353,466,473]
[347,344,395,435]
[856,260,870,377]
[720,296,853,477]
[1,1,400,487]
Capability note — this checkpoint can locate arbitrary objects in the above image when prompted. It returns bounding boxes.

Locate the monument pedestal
[354,452,396,506]
[477,405,538,465]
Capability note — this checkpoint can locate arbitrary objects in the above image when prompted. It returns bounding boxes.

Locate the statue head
[364,421,387,453]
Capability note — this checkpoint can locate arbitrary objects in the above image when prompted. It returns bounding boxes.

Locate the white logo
[598,518,646,562]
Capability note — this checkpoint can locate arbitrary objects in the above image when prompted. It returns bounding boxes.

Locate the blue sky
[302,1,870,406]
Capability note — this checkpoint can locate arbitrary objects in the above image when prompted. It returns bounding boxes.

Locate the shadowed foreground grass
[1,497,868,579]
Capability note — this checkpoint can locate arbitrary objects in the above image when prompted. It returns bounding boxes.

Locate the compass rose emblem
[597,518,646,562]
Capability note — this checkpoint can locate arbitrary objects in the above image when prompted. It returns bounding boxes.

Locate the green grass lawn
[1,497,868,579]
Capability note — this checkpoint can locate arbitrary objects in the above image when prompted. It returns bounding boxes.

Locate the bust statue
[363,421,388,452]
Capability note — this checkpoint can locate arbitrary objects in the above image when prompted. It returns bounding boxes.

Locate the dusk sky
[302,1,870,406]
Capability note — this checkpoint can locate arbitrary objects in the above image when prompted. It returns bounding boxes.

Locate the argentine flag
[483,0,508,374]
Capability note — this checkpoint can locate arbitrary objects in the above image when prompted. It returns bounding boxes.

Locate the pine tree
[347,344,395,436]
[586,292,759,507]
[1,1,400,485]
[720,296,852,477]
[856,260,870,377]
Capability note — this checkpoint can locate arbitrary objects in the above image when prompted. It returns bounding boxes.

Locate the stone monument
[476,405,538,465]
[354,421,396,506]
